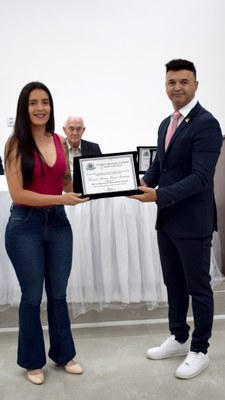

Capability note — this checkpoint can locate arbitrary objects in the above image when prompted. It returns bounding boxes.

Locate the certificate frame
[137,146,157,174]
[73,151,141,199]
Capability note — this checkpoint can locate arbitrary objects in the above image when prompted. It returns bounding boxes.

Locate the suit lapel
[162,102,201,154]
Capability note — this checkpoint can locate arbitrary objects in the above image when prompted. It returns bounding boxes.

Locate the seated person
[63,115,102,171]
[0,156,4,175]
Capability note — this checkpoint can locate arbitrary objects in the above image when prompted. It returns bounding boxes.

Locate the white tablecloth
[0,176,223,317]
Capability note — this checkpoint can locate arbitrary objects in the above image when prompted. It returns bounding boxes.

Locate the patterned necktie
[165,111,181,151]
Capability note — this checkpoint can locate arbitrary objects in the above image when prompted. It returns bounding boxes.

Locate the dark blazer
[143,102,222,238]
[0,156,4,175]
[80,139,102,156]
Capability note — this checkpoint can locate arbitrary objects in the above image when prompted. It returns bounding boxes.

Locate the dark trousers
[157,229,213,354]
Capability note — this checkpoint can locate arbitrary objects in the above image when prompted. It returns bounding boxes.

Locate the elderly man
[63,115,102,171]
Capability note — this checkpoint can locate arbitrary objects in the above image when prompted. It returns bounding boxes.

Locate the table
[0,176,223,317]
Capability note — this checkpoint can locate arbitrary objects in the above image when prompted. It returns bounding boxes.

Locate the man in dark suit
[63,115,102,171]
[131,59,222,379]
[0,156,4,174]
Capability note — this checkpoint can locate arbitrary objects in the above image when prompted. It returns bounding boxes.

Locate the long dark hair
[5,81,55,186]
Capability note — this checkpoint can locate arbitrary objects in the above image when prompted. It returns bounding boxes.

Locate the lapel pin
[185,118,190,123]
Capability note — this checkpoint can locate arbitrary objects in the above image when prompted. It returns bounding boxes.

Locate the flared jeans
[5,204,76,369]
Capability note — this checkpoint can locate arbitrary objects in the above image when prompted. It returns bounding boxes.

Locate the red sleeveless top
[25,133,66,196]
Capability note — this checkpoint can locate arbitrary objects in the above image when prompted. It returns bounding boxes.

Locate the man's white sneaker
[175,351,209,379]
[146,335,190,360]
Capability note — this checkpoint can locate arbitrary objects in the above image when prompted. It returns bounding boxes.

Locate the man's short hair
[165,59,197,79]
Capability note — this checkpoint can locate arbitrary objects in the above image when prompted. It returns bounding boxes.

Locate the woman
[4,81,89,385]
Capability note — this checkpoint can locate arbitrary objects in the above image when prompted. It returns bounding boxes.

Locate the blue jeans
[5,204,76,369]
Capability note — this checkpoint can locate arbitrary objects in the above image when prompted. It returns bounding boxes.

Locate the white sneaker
[175,351,209,379]
[146,335,190,360]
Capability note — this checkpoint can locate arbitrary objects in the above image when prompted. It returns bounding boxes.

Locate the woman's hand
[129,186,157,203]
[61,192,89,206]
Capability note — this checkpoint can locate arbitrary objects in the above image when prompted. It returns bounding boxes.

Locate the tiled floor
[1,282,225,400]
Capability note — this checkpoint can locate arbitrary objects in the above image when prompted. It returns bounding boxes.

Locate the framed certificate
[137,146,157,174]
[73,151,141,199]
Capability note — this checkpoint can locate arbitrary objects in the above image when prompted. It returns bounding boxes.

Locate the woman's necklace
[34,134,48,141]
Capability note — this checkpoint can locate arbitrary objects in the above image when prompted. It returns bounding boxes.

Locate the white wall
[0,0,224,159]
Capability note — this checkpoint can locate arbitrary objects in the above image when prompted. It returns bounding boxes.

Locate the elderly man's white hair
[63,115,85,128]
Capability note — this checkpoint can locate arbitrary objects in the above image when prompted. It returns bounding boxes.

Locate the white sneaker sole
[146,349,189,360]
[175,362,209,379]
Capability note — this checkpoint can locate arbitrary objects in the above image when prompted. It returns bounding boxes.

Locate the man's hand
[129,186,157,202]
